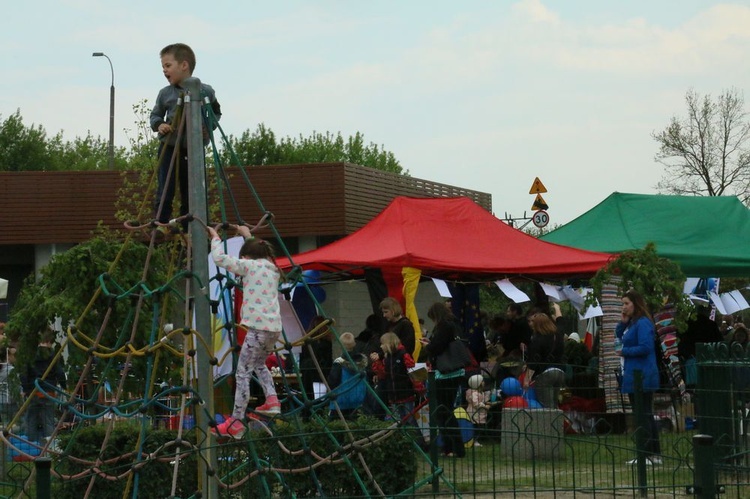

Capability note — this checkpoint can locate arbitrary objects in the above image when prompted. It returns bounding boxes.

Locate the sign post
[502,177,552,228]
[529,177,550,229]
[532,210,549,228]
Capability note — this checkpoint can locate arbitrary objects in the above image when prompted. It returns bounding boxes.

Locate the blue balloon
[500,377,523,397]
[300,269,323,285]
[527,399,544,409]
[524,386,538,402]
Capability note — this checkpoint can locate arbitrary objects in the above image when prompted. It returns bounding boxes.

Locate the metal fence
[2,347,750,498]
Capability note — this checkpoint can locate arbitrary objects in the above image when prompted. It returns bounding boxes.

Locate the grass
[413,430,702,496]
[4,425,750,497]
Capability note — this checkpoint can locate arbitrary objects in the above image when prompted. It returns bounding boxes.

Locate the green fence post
[428,369,439,493]
[692,434,716,499]
[35,457,52,499]
[695,343,734,460]
[632,370,648,496]
[0,426,5,480]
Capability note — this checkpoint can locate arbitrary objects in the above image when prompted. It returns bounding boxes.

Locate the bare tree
[653,88,750,204]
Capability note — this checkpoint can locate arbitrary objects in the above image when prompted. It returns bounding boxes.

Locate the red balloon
[503,396,529,409]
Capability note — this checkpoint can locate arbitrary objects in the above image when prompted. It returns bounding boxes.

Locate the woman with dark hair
[355,314,384,356]
[617,289,662,465]
[419,302,466,458]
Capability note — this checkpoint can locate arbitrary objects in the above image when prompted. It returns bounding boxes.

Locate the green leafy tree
[2,110,404,177]
[0,110,132,171]
[0,110,57,171]
[54,133,119,170]
[116,99,162,223]
[653,88,750,204]
[122,99,160,171]
[221,123,405,174]
[587,243,694,332]
[5,230,174,390]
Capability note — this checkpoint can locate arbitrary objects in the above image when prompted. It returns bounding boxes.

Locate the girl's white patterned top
[211,237,281,333]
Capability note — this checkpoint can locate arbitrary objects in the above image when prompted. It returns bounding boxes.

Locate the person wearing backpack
[328,332,369,419]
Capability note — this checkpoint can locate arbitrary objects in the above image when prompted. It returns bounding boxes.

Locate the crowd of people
[263,297,589,456]
[280,289,749,459]
[1,282,746,457]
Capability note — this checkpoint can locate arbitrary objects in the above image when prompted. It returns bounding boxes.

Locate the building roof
[0,163,491,245]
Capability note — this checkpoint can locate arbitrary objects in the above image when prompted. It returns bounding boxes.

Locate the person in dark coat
[298,316,334,411]
[380,297,416,357]
[19,328,66,443]
[370,332,419,427]
[678,305,723,389]
[525,312,565,383]
[419,302,466,458]
[678,305,723,359]
[354,314,384,357]
[503,303,532,356]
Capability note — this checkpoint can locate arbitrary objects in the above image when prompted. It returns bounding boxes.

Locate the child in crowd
[465,374,499,443]
[150,43,221,229]
[370,333,420,430]
[208,224,281,439]
[327,332,369,418]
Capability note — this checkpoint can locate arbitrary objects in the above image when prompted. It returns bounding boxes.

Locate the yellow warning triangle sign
[529,177,548,194]
[531,194,549,211]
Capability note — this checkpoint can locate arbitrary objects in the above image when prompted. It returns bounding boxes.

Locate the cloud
[510,3,750,75]
[512,0,561,25]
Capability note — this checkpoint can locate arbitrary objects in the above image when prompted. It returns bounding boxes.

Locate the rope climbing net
[0,81,457,498]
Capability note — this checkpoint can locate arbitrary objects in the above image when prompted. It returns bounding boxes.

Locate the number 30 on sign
[532,210,549,228]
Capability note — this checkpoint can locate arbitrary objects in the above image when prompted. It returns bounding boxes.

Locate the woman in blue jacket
[616,289,662,465]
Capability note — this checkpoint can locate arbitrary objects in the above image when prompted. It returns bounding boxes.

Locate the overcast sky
[3,0,749,226]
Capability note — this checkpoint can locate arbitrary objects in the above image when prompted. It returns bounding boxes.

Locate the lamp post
[92,52,115,170]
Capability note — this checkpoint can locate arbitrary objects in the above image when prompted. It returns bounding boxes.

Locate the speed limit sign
[532,210,549,228]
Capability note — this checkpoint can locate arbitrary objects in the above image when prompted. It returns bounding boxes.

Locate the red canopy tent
[277,196,613,281]
[277,196,614,360]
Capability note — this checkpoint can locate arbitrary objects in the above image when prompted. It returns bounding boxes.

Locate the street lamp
[92,52,115,170]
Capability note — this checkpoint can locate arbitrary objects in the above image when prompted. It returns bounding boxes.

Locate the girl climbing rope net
[207,223,283,438]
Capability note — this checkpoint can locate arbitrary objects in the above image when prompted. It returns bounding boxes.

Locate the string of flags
[430,277,749,320]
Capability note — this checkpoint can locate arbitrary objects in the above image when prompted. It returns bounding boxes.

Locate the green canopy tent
[543,192,750,416]
[541,192,750,278]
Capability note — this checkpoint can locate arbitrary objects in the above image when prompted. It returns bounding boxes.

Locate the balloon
[500,377,523,397]
[300,270,323,285]
[503,396,529,409]
[453,407,475,448]
[527,399,544,409]
[524,386,538,402]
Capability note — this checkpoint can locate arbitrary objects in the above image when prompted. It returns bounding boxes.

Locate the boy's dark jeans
[155,143,189,225]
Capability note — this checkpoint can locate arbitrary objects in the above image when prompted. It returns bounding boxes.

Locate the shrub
[53,422,197,499]
[53,416,417,497]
